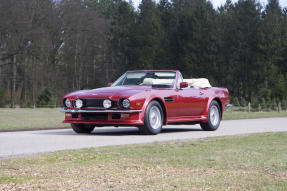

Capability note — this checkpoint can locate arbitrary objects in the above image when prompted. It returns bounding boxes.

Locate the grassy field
[0,108,68,131]
[223,110,287,120]
[0,132,286,190]
[0,108,286,131]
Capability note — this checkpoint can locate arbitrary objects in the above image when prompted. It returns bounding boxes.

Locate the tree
[130,0,164,69]
[171,0,217,79]
[260,0,284,98]
[218,0,263,100]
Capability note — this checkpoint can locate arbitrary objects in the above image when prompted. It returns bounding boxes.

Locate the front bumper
[60,108,144,125]
[60,108,142,113]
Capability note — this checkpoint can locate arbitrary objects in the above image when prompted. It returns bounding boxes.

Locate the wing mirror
[180,82,188,89]
[107,83,112,87]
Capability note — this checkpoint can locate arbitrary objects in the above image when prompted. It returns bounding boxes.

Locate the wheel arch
[148,97,167,125]
[212,97,223,118]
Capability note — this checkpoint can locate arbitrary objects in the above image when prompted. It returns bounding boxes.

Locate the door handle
[200,92,204,95]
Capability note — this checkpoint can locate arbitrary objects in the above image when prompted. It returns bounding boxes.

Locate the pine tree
[261,0,284,98]
[131,0,164,69]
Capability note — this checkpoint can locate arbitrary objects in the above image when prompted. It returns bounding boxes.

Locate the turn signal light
[121,114,130,118]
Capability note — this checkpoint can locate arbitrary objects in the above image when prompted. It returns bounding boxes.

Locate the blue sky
[130,0,287,9]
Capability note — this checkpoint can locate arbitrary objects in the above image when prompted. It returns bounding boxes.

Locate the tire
[200,100,221,131]
[139,101,163,135]
[71,123,95,134]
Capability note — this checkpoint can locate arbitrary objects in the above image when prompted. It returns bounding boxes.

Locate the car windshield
[112,71,176,88]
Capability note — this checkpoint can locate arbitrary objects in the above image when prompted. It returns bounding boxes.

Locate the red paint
[180,82,189,88]
[62,70,230,126]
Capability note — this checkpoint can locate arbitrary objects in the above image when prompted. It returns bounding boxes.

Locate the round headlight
[65,99,71,108]
[103,99,112,109]
[122,99,130,108]
[75,99,83,108]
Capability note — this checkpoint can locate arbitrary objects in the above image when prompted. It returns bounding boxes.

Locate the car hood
[64,85,152,99]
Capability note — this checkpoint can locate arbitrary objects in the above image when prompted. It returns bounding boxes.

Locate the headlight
[65,99,71,108]
[122,99,130,108]
[103,99,112,108]
[75,99,83,108]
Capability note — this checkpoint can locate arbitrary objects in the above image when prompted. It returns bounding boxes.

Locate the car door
[162,89,180,118]
[178,88,208,116]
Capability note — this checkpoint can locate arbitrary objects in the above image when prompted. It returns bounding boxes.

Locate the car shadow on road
[35,127,202,136]
[93,127,202,136]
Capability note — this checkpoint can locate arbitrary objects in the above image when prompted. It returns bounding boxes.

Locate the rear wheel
[139,101,163,135]
[71,124,95,134]
[200,100,221,131]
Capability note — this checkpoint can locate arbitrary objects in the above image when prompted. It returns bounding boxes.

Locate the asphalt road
[0,117,286,158]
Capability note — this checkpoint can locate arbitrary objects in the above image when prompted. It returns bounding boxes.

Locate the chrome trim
[60,108,142,113]
[225,104,232,109]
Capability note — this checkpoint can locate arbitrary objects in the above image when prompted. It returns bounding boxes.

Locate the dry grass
[1,132,287,190]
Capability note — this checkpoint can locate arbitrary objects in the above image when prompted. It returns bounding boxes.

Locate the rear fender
[202,97,223,119]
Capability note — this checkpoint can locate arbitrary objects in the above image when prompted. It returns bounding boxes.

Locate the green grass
[223,110,287,120]
[0,108,286,131]
[0,132,286,190]
[0,108,68,131]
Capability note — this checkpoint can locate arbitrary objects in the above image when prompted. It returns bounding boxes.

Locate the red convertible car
[61,70,230,135]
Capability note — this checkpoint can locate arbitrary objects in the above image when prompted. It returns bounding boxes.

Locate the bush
[271,99,277,111]
[259,98,266,110]
[251,97,259,109]
[271,74,286,99]
[282,100,287,110]
[36,88,52,107]
[258,88,271,100]
[0,89,6,107]
[240,97,247,107]
[232,97,240,106]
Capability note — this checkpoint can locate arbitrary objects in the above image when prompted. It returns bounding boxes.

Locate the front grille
[81,113,108,120]
[81,99,117,109]
[72,113,78,118]
[112,114,121,119]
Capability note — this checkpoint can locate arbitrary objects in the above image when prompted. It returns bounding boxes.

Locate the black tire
[139,101,163,135]
[200,100,221,131]
[71,123,95,134]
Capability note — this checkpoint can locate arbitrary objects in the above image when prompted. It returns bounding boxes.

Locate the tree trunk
[104,49,109,84]
[10,55,16,108]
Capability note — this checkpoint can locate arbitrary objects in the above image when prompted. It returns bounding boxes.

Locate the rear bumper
[225,104,232,110]
[60,108,144,125]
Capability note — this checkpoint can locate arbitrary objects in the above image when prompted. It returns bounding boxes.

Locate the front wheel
[200,100,221,131]
[139,101,163,135]
[71,124,95,134]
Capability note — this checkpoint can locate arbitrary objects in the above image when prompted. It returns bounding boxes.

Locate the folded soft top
[183,78,212,88]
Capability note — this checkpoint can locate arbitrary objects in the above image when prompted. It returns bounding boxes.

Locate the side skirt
[167,115,207,125]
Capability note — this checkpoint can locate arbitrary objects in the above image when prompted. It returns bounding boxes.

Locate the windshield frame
[112,71,178,89]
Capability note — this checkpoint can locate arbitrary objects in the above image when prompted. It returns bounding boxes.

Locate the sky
[130,0,287,9]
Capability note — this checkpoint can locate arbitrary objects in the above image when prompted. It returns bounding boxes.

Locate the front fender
[141,95,167,125]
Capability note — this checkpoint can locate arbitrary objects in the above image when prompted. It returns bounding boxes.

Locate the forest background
[0,0,286,109]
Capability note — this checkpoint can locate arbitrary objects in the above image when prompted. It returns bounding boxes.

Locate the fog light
[65,113,72,117]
